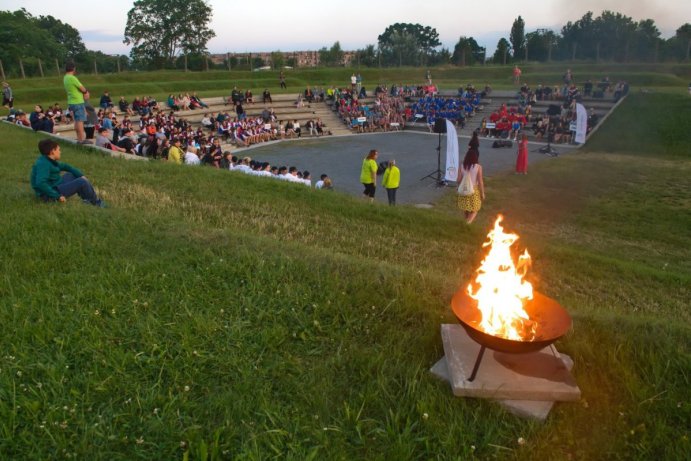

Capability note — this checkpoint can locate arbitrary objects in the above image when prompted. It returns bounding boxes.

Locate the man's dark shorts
[69,103,87,122]
[363,183,376,198]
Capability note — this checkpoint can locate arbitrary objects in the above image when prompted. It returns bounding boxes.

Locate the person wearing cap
[30,139,105,207]
[63,62,91,144]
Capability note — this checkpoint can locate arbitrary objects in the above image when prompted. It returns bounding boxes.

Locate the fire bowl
[451,290,572,354]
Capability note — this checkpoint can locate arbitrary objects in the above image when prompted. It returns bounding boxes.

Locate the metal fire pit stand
[467,345,486,382]
[467,343,561,382]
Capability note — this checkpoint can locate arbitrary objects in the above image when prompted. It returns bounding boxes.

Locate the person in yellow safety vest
[382,159,400,206]
[360,149,378,202]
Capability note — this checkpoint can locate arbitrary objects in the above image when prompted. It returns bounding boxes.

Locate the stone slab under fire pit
[431,354,575,421]
[439,324,581,402]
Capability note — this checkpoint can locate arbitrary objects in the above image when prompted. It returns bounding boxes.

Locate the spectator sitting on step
[100,91,114,110]
[166,94,179,111]
[244,89,254,104]
[584,80,593,97]
[118,96,134,116]
[95,127,126,152]
[304,87,314,103]
[14,110,31,128]
[201,113,214,130]
[191,92,209,108]
[231,87,242,105]
[262,88,272,103]
[52,103,71,124]
[30,105,55,133]
[179,93,191,110]
[305,119,317,136]
[285,120,295,138]
[131,97,148,116]
[116,128,137,154]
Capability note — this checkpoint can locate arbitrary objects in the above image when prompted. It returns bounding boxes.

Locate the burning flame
[467,215,537,341]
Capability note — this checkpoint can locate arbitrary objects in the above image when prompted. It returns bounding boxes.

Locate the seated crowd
[476,74,616,143]
[330,86,407,133]
[185,152,334,190]
[409,90,484,131]
[479,103,528,140]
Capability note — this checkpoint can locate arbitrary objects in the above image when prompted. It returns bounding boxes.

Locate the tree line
[1,1,690,78]
[0,8,128,79]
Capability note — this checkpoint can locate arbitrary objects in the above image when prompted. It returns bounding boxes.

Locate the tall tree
[0,9,65,77]
[378,23,441,66]
[593,11,637,62]
[560,11,595,60]
[492,38,511,64]
[632,19,661,62]
[124,0,215,68]
[525,29,559,62]
[386,31,420,66]
[510,16,526,60]
[452,36,483,66]
[673,23,691,61]
[356,44,378,67]
[35,15,86,58]
[270,51,284,70]
[318,41,344,66]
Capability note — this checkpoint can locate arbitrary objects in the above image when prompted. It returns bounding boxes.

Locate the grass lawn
[0,88,689,459]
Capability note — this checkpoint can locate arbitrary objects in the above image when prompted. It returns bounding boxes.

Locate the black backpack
[377,161,387,175]
[492,140,513,148]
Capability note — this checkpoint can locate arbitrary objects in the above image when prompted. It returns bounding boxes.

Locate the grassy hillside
[0,91,689,460]
[3,62,690,115]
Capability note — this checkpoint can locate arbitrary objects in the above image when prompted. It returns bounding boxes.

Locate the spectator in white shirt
[317,175,333,190]
[184,146,201,165]
[302,170,312,186]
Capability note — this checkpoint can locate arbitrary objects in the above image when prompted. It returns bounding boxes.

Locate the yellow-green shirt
[168,146,183,164]
[382,166,400,189]
[63,73,84,105]
[360,158,377,184]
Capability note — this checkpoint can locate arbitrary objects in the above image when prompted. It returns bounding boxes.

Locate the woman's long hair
[463,148,479,170]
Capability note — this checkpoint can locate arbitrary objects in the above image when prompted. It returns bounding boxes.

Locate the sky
[5,0,690,56]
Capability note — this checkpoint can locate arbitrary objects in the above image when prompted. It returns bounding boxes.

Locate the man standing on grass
[30,139,105,207]
[63,62,92,144]
[513,65,522,85]
[2,81,13,109]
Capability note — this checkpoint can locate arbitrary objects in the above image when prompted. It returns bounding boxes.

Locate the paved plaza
[243,131,578,205]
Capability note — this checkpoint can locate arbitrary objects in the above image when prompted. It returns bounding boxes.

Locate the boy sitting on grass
[30,139,105,207]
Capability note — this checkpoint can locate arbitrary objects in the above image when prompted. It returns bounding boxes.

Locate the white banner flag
[575,103,587,144]
[444,120,459,182]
